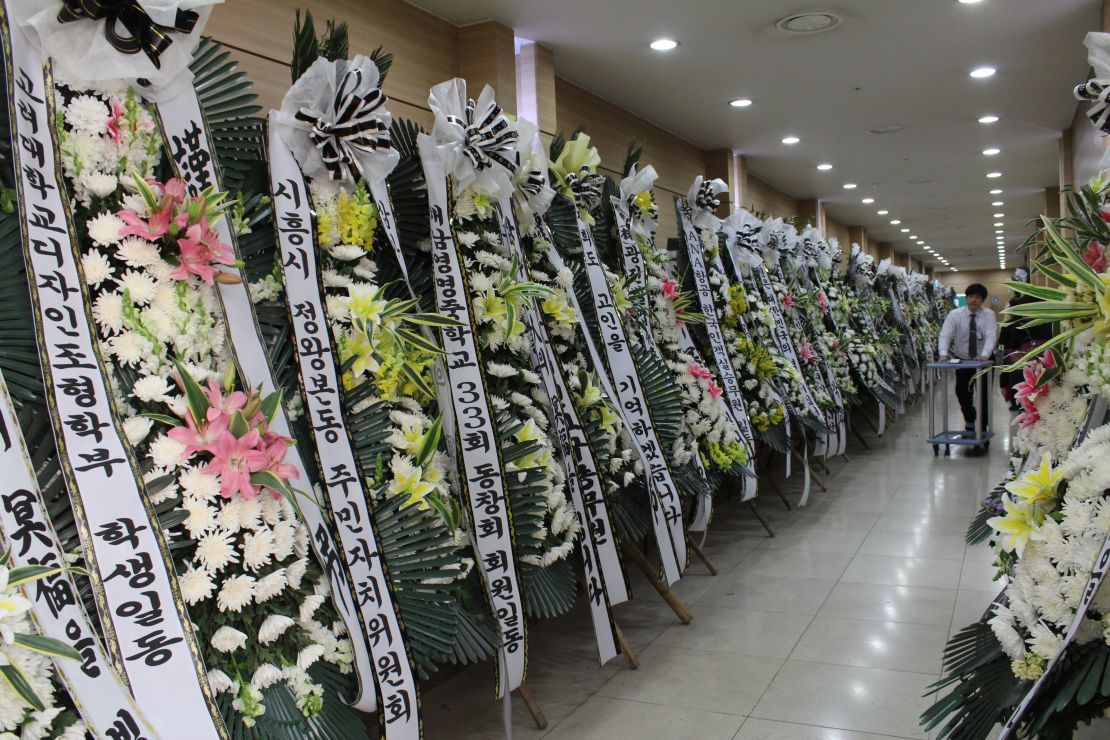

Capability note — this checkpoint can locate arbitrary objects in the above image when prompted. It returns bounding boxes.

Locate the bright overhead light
[993,213,1005,218]
[782,136,800,144]
[996,230,1004,234]
[979,114,999,124]
[650,38,678,51]
[992,201,1004,206]
[817,163,833,170]
[959,0,984,4]
[970,66,997,78]
[843,183,857,189]
[990,188,1003,194]
[890,219,901,225]
[994,221,1004,227]
[983,148,1001,156]
[861,197,875,204]
[987,171,1002,178]
[730,98,753,107]
[917,240,925,245]
[900,228,910,233]
[877,209,889,215]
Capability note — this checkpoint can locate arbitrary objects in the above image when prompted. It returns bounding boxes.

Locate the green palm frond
[922,621,1017,739]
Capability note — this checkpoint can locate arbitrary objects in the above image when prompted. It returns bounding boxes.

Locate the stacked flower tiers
[0,4,943,738]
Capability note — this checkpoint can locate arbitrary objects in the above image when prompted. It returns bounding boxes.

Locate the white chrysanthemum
[60,722,89,740]
[258,614,295,646]
[286,557,308,589]
[486,362,518,378]
[210,625,248,653]
[64,94,109,132]
[242,529,275,571]
[294,524,309,558]
[206,669,236,694]
[149,434,186,469]
[92,291,124,333]
[299,594,325,623]
[117,270,157,305]
[177,470,218,503]
[254,568,287,603]
[195,530,238,573]
[182,498,217,537]
[1027,621,1064,662]
[328,244,365,261]
[87,212,125,246]
[179,566,215,605]
[457,231,480,248]
[218,495,262,533]
[271,521,295,560]
[121,415,153,446]
[80,171,119,199]
[217,574,256,613]
[81,250,113,286]
[110,331,147,366]
[251,663,283,690]
[297,644,326,671]
[117,237,159,268]
[132,374,172,403]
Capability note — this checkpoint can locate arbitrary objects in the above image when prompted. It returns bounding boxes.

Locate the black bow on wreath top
[444,98,519,175]
[565,167,604,213]
[57,0,198,70]
[695,180,722,213]
[294,66,392,182]
[1075,78,1110,136]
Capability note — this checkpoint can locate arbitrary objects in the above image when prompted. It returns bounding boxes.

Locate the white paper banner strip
[609,198,652,320]
[154,92,377,711]
[5,21,224,738]
[269,129,420,736]
[573,212,686,584]
[0,373,156,740]
[417,135,525,698]
[674,198,757,500]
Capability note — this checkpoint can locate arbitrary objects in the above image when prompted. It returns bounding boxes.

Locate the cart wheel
[933,444,939,457]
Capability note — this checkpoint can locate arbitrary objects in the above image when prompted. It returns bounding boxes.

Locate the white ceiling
[408,0,1100,271]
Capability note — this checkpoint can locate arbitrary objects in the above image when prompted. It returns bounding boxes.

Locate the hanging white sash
[154,90,376,711]
[5,20,223,737]
[417,135,525,699]
[571,213,686,584]
[268,129,420,736]
[0,373,155,740]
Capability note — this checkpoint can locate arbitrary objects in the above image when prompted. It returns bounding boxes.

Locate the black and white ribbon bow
[627,193,659,225]
[57,0,198,69]
[695,180,722,213]
[1075,79,1110,135]
[565,166,605,212]
[444,99,519,174]
[295,67,391,182]
[519,168,546,198]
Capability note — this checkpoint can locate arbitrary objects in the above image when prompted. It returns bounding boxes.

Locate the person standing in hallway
[938,283,998,436]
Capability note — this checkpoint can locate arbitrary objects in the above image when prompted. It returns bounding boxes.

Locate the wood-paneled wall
[746,176,799,220]
[824,216,851,254]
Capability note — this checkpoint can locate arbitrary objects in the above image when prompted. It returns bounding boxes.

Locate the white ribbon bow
[618,163,659,239]
[511,117,555,224]
[724,210,764,268]
[685,176,727,230]
[1077,32,1110,135]
[428,78,518,200]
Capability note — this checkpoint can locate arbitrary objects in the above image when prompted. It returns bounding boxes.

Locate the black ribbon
[1075,79,1110,135]
[695,181,721,213]
[57,0,198,70]
[294,67,392,182]
[564,166,604,212]
[520,170,546,199]
[626,192,658,226]
[444,98,519,175]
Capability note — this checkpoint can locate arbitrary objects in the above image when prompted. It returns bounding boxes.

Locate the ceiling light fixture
[730,98,753,107]
[817,163,833,170]
[843,183,857,189]
[992,201,1004,206]
[990,188,1003,194]
[901,228,910,233]
[650,38,678,51]
[782,136,800,144]
[979,114,999,123]
[890,219,901,225]
[861,197,875,204]
[775,12,842,34]
[877,210,889,215]
[970,66,997,79]
[983,148,1001,156]
[994,222,1004,227]
[993,213,1005,218]
[909,235,917,239]
[996,229,1004,234]
[987,171,1002,178]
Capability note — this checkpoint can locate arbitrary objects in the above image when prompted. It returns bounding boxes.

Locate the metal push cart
[927,359,994,457]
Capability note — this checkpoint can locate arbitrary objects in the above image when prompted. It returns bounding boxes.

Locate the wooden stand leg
[686,536,718,575]
[791,449,827,492]
[747,501,775,537]
[818,456,830,475]
[765,475,793,510]
[621,543,694,624]
[516,683,547,729]
[841,451,852,463]
[613,620,640,669]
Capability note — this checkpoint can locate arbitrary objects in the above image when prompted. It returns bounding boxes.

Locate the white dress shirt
[938,305,998,359]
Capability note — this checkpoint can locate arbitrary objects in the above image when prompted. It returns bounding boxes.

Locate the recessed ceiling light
[992,201,1004,206]
[987,171,1002,178]
[970,66,997,79]
[909,235,917,239]
[730,98,753,107]
[983,148,1001,156]
[994,221,1004,227]
[979,115,999,124]
[900,228,910,233]
[776,12,842,34]
[990,189,1003,194]
[650,38,678,51]
[782,136,801,145]
[890,219,901,225]
[877,210,889,215]
[843,183,857,189]
[993,213,1005,218]
[869,125,905,135]
[959,1,985,5]
[917,240,925,245]
[996,230,1004,234]
[861,197,875,204]
[817,163,833,170]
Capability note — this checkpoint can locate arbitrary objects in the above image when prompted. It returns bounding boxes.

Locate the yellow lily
[987,495,1045,556]
[1003,453,1063,511]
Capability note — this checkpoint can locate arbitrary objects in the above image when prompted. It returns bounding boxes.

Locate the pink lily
[662,278,680,300]
[118,208,171,241]
[687,363,713,380]
[169,222,235,284]
[261,435,300,498]
[1014,358,1050,404]
[707,381,723,399]
[1014,396,1040,430]
[204,428,268,499]
[168,413,229,458]
[816,291,829,314]
[781,294,796,310]
[107,98,125,144]
[203,378,248,424]
[799,340,818,364]
[1083,242,1107,272]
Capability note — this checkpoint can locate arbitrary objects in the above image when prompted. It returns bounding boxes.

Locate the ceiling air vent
[775,12,842,34]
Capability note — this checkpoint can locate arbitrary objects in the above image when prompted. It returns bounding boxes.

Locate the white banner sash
[0,373,155,740]
[5,20,224,737]
[417,135,525,698]
[269,129,420,736]
[155,90,377,711]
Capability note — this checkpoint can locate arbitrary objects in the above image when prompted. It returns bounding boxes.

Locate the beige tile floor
[418,393,1031,739]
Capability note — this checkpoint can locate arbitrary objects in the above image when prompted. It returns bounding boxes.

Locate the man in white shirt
[937,283,998,433]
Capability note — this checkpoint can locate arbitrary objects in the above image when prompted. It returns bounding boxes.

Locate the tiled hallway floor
[422,394,1016,739]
